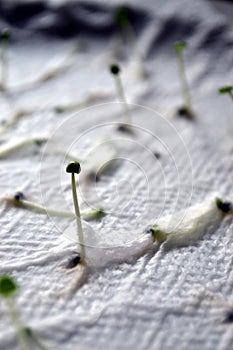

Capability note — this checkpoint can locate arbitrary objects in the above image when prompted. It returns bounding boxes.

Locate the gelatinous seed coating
[219,86,232,94]
[14,192,25,201]
[173,41,187,51]
[0,275,17,296]
[216,198,232,213]
[66,254,81,268]
[1,28,11,40]
[110,64,120,75]
[66,161,81,174]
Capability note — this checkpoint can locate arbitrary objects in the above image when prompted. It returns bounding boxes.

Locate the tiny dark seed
[216,199,232,213]
[145,228,154,235]
[14,192,25,201]
[153,152,161,159]
[224,310,233,323]
[110,64,120,75]
[177,106,194,120]
[117,124,132,133]
[66,254,81,269]
[34,138,47,147]
[66,161,81,174]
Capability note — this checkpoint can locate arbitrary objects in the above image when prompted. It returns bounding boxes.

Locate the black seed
[34,138,47,147]
[177,106,194,120]
[14,192,25,201]
[145,228,154,235]
[66,254,81,269]
[110,64,120,75]
[216,198,232,213]
[117,124,132,133]
[66,161,81,174]
[224,310,233,323]
[153,152,161,159]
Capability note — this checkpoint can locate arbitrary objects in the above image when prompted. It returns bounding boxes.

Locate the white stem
[19,199,75,218]
[71,173,85,262]
[0,138,46,158]
[125,22,144,68]
[5,196,102,221]
[0,37,8,90]
[176,50,191,110]
[115,75,131,125]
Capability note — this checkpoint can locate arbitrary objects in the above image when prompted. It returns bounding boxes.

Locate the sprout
[0,275,53,350]
[109,63,132,133]
[173,41,194,119]
[0,28,10,91]
[218,86,233,100]
[0,275,30,350]
[0,137,47,158]
[66,161,85,263]
[4,192,105,221]
[147,195,230,248]
[82,207,105,220]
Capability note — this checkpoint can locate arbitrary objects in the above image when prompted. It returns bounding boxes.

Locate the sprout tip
[115,6,129,26]
[1,28,11,40]
[173,41,187,51]
[110,63,120,75]
[66,161,81,174]
[218,86,232,94]
[0,275,17,297]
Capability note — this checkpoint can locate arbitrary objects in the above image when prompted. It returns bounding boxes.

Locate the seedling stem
[66,162,85,262]
[0,28,10,91]
[173,41,192,114]
[110,63,131,126]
